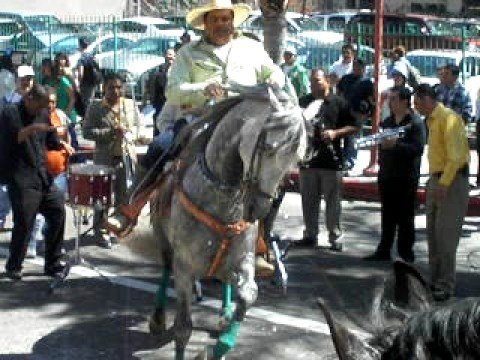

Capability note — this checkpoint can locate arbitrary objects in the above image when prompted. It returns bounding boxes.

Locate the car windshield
[128,37,178,55]
[153,23,182,31]
[24,15,72,33]
[294,16,322,31]
[407,55,457,77]
[427,20,456,35]
[50,36,80,54]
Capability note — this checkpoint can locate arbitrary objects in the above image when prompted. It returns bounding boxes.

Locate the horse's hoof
[217,309,233,332]
[194,346,224,360]
[148,308,166,335]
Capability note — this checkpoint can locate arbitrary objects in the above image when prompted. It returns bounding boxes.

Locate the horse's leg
[212,256,258,359]
[149,267,170,334]
[218,283,233,329]
[173,265,193,360]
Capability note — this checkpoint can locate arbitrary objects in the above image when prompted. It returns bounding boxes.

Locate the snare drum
[68,164,115,207]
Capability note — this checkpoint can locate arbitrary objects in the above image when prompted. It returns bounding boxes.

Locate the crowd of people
[0,0,477,303]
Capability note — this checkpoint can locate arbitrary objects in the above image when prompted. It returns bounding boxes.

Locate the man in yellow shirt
[413,83,470,302]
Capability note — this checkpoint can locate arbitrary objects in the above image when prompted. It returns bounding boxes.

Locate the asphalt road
[2,148,480,359]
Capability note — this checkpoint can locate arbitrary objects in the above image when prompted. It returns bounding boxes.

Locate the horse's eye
[263,143,277,156]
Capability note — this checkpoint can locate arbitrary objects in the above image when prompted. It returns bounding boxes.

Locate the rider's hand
[321,129,336,143]
[204,83,225,98]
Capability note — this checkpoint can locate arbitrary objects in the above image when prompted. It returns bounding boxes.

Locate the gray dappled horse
[142,85,306,360]
[319,260,480,359]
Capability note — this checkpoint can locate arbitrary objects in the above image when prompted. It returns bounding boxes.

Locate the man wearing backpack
[76,38,100,108]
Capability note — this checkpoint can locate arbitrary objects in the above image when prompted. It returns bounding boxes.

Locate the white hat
[391,61,408,79]
[17,65,34,78]
[284,46,297,56]
[186,0,251,30]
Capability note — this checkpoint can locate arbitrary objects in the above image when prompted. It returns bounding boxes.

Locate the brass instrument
[355,125,410,150]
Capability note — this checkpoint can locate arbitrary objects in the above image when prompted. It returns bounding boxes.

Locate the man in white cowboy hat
[164,0,285,111]
[106,0,284,275]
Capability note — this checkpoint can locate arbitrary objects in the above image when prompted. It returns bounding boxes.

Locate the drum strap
[175,185,251,278]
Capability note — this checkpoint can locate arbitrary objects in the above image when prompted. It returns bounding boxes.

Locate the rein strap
[176,186,251,277]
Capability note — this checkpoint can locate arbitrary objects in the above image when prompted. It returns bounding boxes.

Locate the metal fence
[0,14,479,102]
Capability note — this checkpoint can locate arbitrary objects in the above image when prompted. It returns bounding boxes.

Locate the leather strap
[176,186,250,277]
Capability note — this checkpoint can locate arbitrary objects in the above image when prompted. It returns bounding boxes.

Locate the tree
[258,0,289,65]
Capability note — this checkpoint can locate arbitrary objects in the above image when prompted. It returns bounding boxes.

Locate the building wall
[0,0,127,17]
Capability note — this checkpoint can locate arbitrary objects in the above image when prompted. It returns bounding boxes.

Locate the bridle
[241,129,276,202]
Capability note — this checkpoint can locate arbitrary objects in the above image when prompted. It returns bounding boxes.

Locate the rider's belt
[181,104,193,111]
[432,164,469,178]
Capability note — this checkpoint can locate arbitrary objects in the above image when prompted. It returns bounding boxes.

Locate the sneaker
[363,252,391,261]
[25,241,37,259]
[5,269,22,281]
[44,262,69,278]
[96,233,112,249]
[255,255,275,277]
[328,232,344,252]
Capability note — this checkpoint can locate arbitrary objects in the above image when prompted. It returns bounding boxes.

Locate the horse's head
[239,86,307,221]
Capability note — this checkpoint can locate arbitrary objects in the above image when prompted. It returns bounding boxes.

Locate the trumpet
[355,125,410,150]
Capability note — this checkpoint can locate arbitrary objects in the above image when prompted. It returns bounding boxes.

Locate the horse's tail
[120,214,167,264]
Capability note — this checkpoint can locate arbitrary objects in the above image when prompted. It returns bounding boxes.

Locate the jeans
[28,173,68,246]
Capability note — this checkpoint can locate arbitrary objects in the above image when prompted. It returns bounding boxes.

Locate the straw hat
[186,0,252,30]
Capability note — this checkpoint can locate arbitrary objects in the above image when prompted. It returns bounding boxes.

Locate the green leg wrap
[155,268,171,308]
[221,283,233,319]
[213,320,241,358]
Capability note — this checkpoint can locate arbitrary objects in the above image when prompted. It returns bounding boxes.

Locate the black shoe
[400,253,415,263]
[5,269,22,281]
[294,237,316,247]
[44,263,69,278]
[432,290,451,302]
[363,252,391,261]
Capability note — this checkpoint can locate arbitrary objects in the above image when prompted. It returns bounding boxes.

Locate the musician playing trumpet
[364,87,425,262]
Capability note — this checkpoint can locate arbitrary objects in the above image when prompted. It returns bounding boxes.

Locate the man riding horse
[105,0,287,276]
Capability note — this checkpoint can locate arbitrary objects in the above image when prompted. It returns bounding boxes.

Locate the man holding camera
[297,69,361,250]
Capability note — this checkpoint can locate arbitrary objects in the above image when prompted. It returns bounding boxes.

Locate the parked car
[32,33,137,69]
[98,36,178,99]
[0,18,21,50]
[406,49,480,117]
[241,11,343,45]
[297,41,374,70]
[115,17,185,39]
[2,11,84,64]
[345,12,480,51]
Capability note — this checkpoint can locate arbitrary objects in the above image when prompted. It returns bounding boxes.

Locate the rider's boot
[254,220,275,277]
[104,165,150,237]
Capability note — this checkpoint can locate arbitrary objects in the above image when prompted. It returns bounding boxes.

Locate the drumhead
[69,163,114,175]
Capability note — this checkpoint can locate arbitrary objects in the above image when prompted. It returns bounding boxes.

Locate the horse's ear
[370,260,433,330]
[317,298,381,360]
[392,260,433,310]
